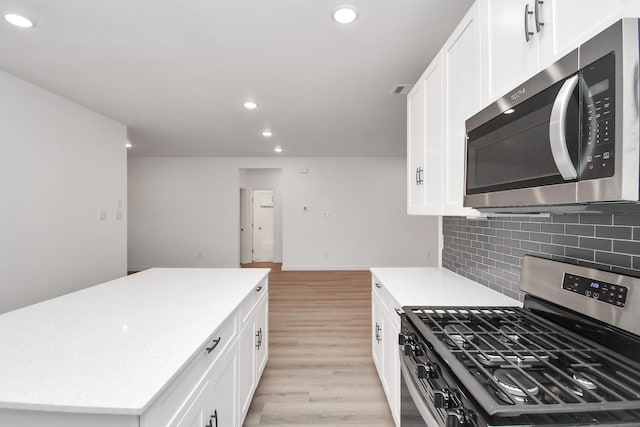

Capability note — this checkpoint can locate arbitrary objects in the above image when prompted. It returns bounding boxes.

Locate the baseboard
[281,265,370,271]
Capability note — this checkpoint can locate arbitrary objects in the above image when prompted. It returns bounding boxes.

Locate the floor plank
[242,270,394,426]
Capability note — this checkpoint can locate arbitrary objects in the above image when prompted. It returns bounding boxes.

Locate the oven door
[464,50,580,209]
[400,348,440,426]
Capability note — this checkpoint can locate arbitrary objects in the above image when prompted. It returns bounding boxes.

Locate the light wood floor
[242,270,394,426]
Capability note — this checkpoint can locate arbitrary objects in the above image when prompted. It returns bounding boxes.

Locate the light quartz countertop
[0,268,269,415]
[370,267,521,308]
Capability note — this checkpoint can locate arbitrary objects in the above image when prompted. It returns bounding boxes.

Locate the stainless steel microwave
[464,19,640,212]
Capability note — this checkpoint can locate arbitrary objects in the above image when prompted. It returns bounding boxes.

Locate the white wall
[239,168,283,262]
[0,70,127,314]
[128,157,439,270]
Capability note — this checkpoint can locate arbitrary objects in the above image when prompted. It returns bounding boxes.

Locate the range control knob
[416,362,438,379]
[446,409,469,427]
[398,333,413,345]
[433,388,457,409]
[404,343,423,357]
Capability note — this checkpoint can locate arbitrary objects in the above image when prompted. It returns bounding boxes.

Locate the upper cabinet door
[406,79,426,214]
[442,2,481,216]
[422,54,444,212]
[481,0,540,103]
[538,0,628,69]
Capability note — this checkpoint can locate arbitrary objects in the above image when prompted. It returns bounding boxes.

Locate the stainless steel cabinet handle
[549,75,579,180]
[255,285,262,293]
[534,0,544,33]
[375,283,381,288]
[524,3,534,42]
[416,167,424,185]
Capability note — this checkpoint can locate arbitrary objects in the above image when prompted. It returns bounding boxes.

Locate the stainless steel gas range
[399,256,640,426]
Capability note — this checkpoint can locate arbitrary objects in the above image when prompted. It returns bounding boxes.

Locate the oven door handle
[400,353,438,425]
[549,75,579,180]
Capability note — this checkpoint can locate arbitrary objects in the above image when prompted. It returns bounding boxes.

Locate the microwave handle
[549,75,579,180]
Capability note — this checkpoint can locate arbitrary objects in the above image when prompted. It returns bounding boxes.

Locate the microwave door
[464,72,580,209]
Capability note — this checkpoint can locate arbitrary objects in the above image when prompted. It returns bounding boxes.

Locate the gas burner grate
[404,306,640,417]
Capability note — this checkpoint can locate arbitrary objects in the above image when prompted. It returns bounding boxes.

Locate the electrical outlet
[99,211,107,221]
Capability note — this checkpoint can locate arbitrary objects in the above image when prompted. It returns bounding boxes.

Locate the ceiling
[0,0,473,157]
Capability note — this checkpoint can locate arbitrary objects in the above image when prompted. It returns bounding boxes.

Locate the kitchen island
[0,268,270,427]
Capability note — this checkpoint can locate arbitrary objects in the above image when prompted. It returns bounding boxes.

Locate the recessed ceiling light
[243,101,258,110]
[262,131,273,137]
[333,6,358,24]
[503,108,515,115]
[125,142,133,148]
[4,13,34,28]
[274,146,283,153]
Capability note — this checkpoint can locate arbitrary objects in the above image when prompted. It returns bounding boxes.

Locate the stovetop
[404,305,640,421]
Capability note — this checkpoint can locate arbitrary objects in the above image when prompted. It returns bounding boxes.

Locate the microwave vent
[390,84,413,95]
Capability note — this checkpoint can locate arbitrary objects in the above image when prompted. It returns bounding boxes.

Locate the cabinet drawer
[141,312,238,427]
[239,278,268,325]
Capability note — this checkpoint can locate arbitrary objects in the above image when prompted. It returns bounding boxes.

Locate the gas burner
[498,326,522,345]
[494,369,539,399]
[476,352,549,367]
[443,324,474,347]
[572,372,598,390]
[568,372,599,397]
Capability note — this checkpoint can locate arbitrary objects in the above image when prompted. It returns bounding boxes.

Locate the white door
[407,79,426,214]
[482,0,539,102]
[422,53,444,211]
[538,0,627,69]
[240,189,252,264]
[208,350,237,427]
[442,3,481,216]
[252,190,274,262]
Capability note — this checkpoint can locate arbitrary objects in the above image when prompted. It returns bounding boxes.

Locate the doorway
[251,190,274,262]
[239,168,283,266]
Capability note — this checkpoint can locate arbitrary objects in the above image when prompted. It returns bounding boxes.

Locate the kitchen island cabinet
[0,268,269,427]
[370,267,520,427]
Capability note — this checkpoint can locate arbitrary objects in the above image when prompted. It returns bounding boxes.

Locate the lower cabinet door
[371,292,384,379]
[237,313,257,420]
[254,294,269,378]
[175,349,237,427]
[175,380,210,427]
[208,350,237,427]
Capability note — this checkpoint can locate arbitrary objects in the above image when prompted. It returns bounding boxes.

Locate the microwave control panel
[581,52,615,180]
[562,273,628,308]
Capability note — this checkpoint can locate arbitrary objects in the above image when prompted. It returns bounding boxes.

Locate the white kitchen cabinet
[407,4,481,216]
[255,292,269,378]
[371,278,401,427]
[406,53,444,215]
[208,350,238,427]
[538,0,629,68]
[371,291,383,372]
[481,0,637,104]
[176,348,237,427]
[406,78,426,214]
[480,0,540,103]
[442,2,482,217]
[175,381,210,427]
[237,283,269,423]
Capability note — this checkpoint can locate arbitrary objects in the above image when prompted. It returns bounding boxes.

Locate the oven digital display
[562,273,627,307]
